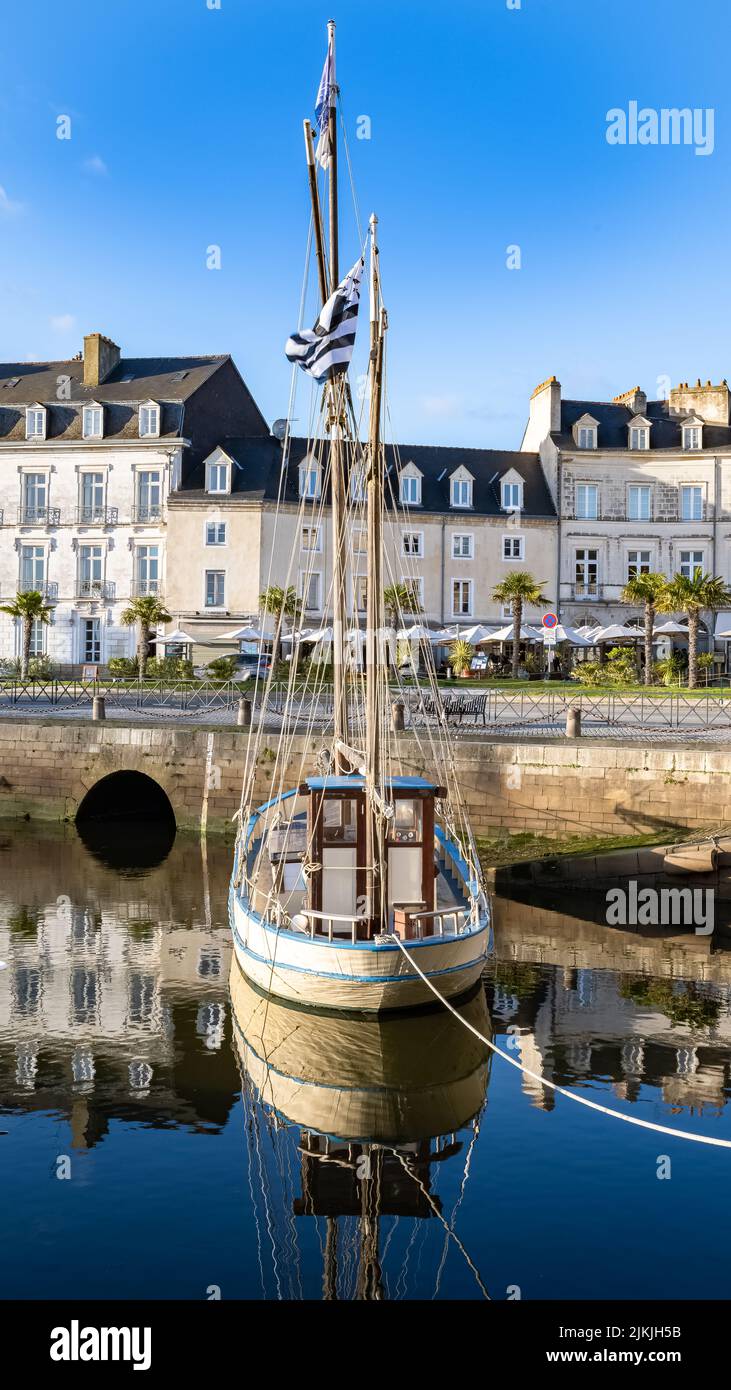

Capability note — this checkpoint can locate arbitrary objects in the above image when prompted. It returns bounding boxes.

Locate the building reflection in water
[490,890,731,1117]
[0,824,239,1148]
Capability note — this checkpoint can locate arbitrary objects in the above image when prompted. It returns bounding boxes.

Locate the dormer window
[578,425,597,449]
[299,460,321,499]
[629,422,650,450]
[82,404,104,439]
[139,401,160,438]
[25,405,46,440]
[350,463,365,502]
[399,465,422,506]
[206,460,229,494]
[450,468,473,509]
[501,480,523,511]
[683,423,702,450]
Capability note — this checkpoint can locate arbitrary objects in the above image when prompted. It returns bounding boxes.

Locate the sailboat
[229,21,490,1012]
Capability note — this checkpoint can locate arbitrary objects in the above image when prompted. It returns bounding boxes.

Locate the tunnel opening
[76,771,176,871]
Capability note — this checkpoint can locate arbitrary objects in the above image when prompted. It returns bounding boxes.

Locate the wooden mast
[326,18,349,772]
[303,120,329,305]
[365,214,387,931]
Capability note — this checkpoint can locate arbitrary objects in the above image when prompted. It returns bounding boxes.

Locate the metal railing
[18,579,58,599]
[131,506,163,525]
[0,677,242,710]
[75,506,119,526]
[17,507,61,526]
[131,579,161,597]
[76,580,116,600]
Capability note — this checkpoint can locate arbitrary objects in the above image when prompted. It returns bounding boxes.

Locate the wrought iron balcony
[131,505,163,525]
[75,506,119,526]
[571,581,603,600]
[76,580,116,600]
[132,579,161,597]
[17,507,61,527]
[18,579,58,599]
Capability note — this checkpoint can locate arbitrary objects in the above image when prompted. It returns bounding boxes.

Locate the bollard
[391,699,405,732]
[92,695,106,722]
[237,695,252,728]
[566,706,581,738]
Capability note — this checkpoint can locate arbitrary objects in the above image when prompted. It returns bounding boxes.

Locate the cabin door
[322,848,357,918]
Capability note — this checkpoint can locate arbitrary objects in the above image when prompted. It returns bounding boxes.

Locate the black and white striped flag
[285,257,364,385]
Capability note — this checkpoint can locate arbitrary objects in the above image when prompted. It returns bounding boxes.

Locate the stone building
[522,375,731,638]
[0,334,267,669]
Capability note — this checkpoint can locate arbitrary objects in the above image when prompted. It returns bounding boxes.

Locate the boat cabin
[305,774,439,936]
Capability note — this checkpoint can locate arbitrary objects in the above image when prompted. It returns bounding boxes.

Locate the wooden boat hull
[230,889,489,1013]
[229,958,491,1141]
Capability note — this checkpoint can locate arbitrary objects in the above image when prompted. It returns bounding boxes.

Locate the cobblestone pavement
[3,699,731,743]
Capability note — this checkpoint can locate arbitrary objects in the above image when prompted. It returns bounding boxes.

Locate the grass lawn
[476,828,690,869]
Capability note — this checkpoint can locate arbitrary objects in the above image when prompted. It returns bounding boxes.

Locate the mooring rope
[388,936,731,1151]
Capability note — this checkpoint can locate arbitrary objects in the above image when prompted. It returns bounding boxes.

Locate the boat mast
[365,214,387,929]
[326,18,349,772]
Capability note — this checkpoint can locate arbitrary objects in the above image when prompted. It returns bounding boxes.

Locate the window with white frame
[679,549,704,579]
[400,472,421,506]
[501,480,522,510]
[82,405,103,439]
[28,617,46,658]
[500,603,512,620]
[452,579,473,617]
[627,549,652,579]
[139,403,160,438]
[25,406,46,440]
[78,544,104,597]
[577,425,597,449]
[206,460,229,494]
[628,484,651,521]
[205,570,225,607]
[299,462,321,498]
[350,464,365,501]
[352,526,367,553]
[299,570,321,610]
[205,521,226,546]
[452,533,473,559]
[354,575,368,612]
[79,472,105,523]
[401,575,424,607]
[136,470,162,521]
[629,426,649,450]
[576,483,598,520]
[680,485,703,521]
[19,544,45,593]
[683,425,702,450]
[21,472,48,523]
[503,535,524,561]
[450,477,472,508]
[301,524,321,552]
[402,531,423,557]
[82,617,101,665]
[575,548,599,597]
[135,544,160,595]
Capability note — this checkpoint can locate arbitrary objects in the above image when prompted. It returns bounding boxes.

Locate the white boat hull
[230,889,489,1012]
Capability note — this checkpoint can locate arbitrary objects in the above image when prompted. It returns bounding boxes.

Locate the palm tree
[660,571,731,688]
[492,571,548,679]
[620,572,668,687]
[120,595,172,677]
[0,591,53,679]
[259,585,302,671]
[383,582,423,628]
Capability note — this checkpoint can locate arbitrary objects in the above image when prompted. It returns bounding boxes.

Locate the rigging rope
[388,936,731,1152]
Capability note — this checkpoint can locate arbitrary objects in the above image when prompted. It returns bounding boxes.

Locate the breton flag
[314,33,335,169]
[286,257,364,385]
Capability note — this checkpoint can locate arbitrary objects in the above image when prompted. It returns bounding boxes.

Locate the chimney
[613,386,647,416]
[83,333,121,388]
[668,378,730,425]
[522,375,561,450]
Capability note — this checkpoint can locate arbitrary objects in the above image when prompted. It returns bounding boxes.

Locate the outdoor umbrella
[396,624,437,640]
[159,627,196,646]
[452,623,496,645]
[481,623,542,642]
[219,624,272,642]
[535,624,593,646]
[592,623,642,641]
[653,620,690,636]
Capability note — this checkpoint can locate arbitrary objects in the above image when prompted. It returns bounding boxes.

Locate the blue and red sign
[542,612,559,630]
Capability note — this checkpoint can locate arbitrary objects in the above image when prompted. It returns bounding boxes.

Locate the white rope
[388,936,731,1151]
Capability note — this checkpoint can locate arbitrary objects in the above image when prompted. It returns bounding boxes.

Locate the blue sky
[1,0,729,447]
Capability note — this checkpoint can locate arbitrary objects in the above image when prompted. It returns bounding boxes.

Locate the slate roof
[0,355,230,443]
[172,437,557,518]
[554,399,731,452]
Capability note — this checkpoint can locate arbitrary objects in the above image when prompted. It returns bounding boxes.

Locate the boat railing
[300,908,363,944]
[407,906,471,938]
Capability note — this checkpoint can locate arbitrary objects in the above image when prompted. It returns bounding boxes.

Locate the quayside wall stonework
[0,717,728,840]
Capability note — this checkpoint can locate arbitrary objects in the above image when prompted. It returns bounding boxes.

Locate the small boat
[229,21,490,1012]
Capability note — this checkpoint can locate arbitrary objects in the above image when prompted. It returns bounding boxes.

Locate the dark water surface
[2,822,731,1301]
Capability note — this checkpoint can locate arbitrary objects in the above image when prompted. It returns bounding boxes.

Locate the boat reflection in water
[229,960,491,1299]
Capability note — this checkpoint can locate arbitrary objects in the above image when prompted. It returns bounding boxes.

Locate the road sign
[544,630,557,647]
[542,612,558,630]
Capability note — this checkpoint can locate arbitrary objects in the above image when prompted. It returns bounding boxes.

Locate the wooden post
[303,120,329,306]
[325,21,348,772]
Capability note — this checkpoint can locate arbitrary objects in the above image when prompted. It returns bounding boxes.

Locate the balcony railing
[571,581,602,600]
[17,507,61,527]
[76,580,116,600]
[132,579,161,597]
[75,506,119,526]
[18,579,58,599]
[132,505,163,525]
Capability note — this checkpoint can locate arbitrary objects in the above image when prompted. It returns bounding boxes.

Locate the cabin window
[322,798,358,843]
[388,798,423,844]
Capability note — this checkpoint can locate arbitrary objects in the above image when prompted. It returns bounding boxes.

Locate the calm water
[2,821,731,1301]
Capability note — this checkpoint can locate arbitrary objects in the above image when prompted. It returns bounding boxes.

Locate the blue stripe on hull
[231,917,488,985]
